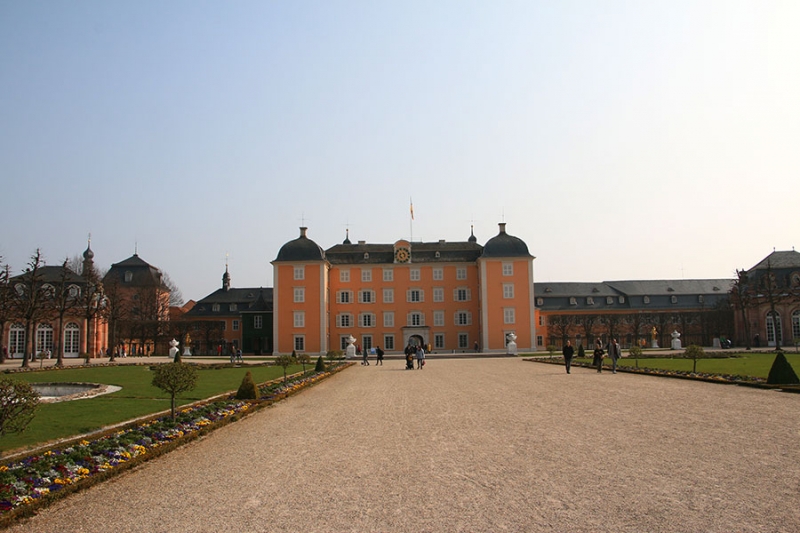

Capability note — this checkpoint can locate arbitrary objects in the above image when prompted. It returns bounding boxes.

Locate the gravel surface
[8,358,800,533]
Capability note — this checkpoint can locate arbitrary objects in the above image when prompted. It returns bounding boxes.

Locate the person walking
[416,344,425,369]
[607,338,621,374]
[361,347,370,365]
[562,341,574,374]
[375,345,384,365]
[593,340,605,373]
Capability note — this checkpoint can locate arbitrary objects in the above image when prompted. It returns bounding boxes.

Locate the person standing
[416,345,425,369]
[562,341,574,374]
[607,338,621,374]
[593,341,605,373]
[375,345,384,365]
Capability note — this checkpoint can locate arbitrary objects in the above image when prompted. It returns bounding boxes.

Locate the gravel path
[8,358,800,533]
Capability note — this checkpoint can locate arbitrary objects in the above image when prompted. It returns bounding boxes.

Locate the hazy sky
[2,1,798,302]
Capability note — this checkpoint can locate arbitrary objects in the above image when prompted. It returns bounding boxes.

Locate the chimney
[498,222,507,234]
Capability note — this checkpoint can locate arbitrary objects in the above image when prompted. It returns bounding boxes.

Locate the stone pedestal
[506,333,518,355]
[651,340,659,348]
[168,339,179,361]
[670,330,681,350]
[345,335,357,359]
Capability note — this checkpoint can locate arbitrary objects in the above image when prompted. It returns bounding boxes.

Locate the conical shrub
[315,355,326,372]
[767,351,800,385]
[235,371,260,400]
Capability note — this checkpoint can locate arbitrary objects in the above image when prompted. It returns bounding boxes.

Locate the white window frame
[408,312,424,327]
[384,335,395,351]
[502,262,513,276]
[433,287,444,302]
[504,307,516,324]
[337,290,353,304]
[434,333,445,349]
[294,287,305,303]
[233,320,239,331]
[455,311,472,326]
[456,267,467,280]
[455,287,471,302]
[407,289,423,303]
[410,268,421,281]
[383,268,394,282]
[340,269,350,282]
[359,290,375,304]
[359,313,376,328]
[294,266,305,280]
[337,313,353,328]
[433,268,443,280]
[361,268,372,282]
[64,322,80,356]
[433,310,445,327]
[383,288,394,303]
[293,311,305,328]
[254,315,263,329]
[294,335,305,352]
[458,333,469,348]
[383,312,395,328]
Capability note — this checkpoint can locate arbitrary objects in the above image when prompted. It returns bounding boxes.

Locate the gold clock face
[395,247,410,263]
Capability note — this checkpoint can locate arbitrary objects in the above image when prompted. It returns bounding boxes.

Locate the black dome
[275,227,326,262]
[482,223,531,258]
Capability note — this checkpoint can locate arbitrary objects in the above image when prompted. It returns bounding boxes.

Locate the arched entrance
[407,334,424,348]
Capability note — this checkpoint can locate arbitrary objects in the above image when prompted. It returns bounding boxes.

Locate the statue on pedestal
[670,330,682,350]
[169,338,180,362]
[506,332,518,356]
[183,333,193,357]
[651,327,659,348]
[345,335,357,359]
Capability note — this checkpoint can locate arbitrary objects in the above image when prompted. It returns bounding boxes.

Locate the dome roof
[275,227,326,262]
[482,223,532,258]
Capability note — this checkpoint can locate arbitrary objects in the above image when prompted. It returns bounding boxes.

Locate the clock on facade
[395,247,410,263]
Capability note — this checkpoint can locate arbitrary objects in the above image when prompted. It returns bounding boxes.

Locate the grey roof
[481,223,533,259]
[185,287,273,317]
[605,279,733,295]
[274,228,325,262]
[325,241,483,265]
[11,265,84,285]
[748,250,800,271]
[104,254,167,289]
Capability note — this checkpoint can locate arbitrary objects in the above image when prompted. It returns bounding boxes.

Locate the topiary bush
[315,355,326,372]
[577,344,585,358]
[767,350,800,385]
[235,371,260,400]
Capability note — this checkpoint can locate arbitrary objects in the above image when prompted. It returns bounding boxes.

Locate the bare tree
[731,269,754,349]
[50,259,82,367]
[600,314,623,346]
[161,271,184,307]
[78,262,105,360]
[102,275,128,361]
[12,250,49,368]
[574,314,599,347]
[0,262,12,363]
[547,315,573,347]
[627,311,646,349]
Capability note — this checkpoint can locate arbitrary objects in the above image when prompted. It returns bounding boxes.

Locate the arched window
[792,310,800,341]
[36,323,54,355]
[9,323,25,357]
[64,322,80,357]
[766,311,783,346]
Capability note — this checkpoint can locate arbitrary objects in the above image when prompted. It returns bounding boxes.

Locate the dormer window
[545,287,552,293]
[671,295,678,304]
[435,251,441,258]
[698,295,705,303]
[592,288,599,293]
[586,297,594,305]
[364,252,370,260]
[124,271,133,283]
[212,304,220,312]
[569,297,577,306]
[606,296,614,304]
[619,296,625,304]
[667,287,674,292]
[536,298,543,306]
[643,296,650,304]
[230,304,237,311]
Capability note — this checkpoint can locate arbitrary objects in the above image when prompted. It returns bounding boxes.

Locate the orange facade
[272,224,536,355]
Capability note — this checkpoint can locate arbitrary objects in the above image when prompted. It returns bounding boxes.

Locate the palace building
[271,223,536,355]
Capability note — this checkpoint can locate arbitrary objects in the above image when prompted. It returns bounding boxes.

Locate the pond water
[31,383,121,403]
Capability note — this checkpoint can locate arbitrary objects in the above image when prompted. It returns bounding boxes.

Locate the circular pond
[31,383,121,403]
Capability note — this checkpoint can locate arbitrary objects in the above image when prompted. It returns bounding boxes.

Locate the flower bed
[0,362,352,526]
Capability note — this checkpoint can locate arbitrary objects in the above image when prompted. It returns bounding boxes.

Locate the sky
[1,1,799,303]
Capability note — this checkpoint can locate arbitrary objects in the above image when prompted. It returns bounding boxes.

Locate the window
[767,311,783,345]
[671,295,678,304]
[383,312,394,327]
[36,324,54,354]
[502,263,513,276]
[68,285,80,298]
[504,308,516,324]
[361,335,373,351]
[337,290,352,304]
[359,313,375,327]
[569,297,577,306]
[340,270,350,282]
[294,336,305,351]
[458,333,469,349]
[606,297,614,305]
[433,268,443,280]
[124,271,133,282]
[619,296,625,304]
[408,312,424,326]
[361,268,372,282]
[337,313,353,328]
[384,335,395,350]
[455,311,472,326]
[222,322,227,331]
[254,315,263,329]
[233,320,239,331]
[382,288,394,303]
[9,324,25,357]
[434,333,445,349]
[340,336,350,350]
[433,287,444,302]
[359,290,375,303]
[294,266,304,280]
[537,297,544,306]
[456,267,467,280]
[455,288,471,302]
[586,297,594,305]
[502,284,514,299]
[698,295,705,303]
[410,269,421,281]
[63,323,80,355]
[643,296,650,304]
[212,303,220,312]
[433,310,445,327]
[538,315,544,326]
[294,287,305,303]
[293,311,305,328]
[407,289,423,303]
[792,310,800,340]
[537,335,544,346]
[229,303,238,311]
[383,269,393,282]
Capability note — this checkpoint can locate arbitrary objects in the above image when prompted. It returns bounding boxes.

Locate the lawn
[2,363,305,454]
[574,351,800,378]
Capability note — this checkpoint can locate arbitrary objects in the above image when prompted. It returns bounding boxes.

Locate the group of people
[561,339,621,374]
[404,343,425,369]
[361,346,384,365]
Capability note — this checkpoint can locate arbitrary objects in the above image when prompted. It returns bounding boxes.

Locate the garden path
[7,358,800,533]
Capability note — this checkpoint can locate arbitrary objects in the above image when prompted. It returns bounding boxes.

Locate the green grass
[575,351,800,378]
[2,364,303,453]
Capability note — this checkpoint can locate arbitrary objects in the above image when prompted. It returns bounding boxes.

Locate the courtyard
[7,357,800,532]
